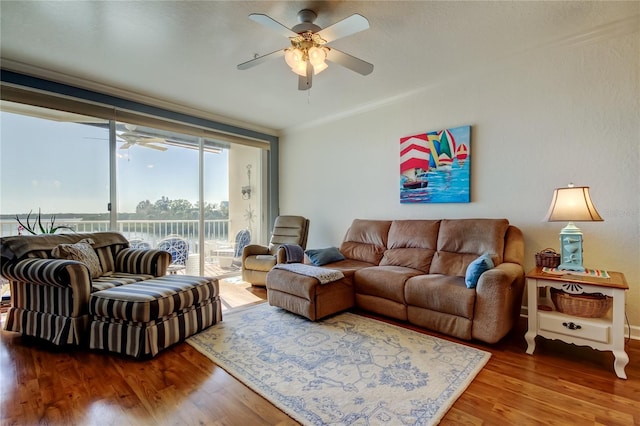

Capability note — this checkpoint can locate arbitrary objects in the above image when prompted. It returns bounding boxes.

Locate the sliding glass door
[1,103,266,278]
[113,121,263,276]
[0,102,110,235]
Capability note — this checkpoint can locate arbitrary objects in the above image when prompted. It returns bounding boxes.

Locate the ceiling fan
[237,9,374,91]
[118,125,168,151]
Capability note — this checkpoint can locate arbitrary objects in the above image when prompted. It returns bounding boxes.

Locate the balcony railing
[1,219,232,256]
[1,218,244,277]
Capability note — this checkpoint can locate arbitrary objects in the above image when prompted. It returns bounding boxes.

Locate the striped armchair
[0,232,171,346]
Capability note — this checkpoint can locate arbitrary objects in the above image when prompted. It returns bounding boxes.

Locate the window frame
[1,69,279,246]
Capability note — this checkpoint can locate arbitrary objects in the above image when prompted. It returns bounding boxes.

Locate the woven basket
[550,288,612,318]
[535,248,560,267]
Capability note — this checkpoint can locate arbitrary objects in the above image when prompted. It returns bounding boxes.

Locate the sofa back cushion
[1,231,128,275]
[268,215,310,251]
[380,220,440,273]
[503,225,525,265]
[340,219,391,265]
[430,219,509,276]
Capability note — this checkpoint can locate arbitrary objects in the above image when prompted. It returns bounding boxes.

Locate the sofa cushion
[380,220,440,272]
[52,238,103,279]
[312,258,377,271]
[405,275,476,319]
[91,272,156,291]
[25,250,54,259]
[90,275,218,323]
[430,219,509,276]
[465,253,494,288]
[339,219,391,265]
[93,246,118,275]
[355,265,422,303]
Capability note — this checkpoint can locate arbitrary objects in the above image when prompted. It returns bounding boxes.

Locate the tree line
[132,196,228,220]
[5,197,229,221]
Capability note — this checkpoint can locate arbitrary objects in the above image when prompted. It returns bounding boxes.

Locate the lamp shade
[308,46,327,67]
[284,48,304,70]
[544,185,604,222]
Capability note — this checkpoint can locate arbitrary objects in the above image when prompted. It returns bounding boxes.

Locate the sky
[0,111,229,215]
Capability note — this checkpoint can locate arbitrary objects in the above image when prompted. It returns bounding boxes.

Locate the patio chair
[129,238,152,250]
[211,229,251,269]
[158,236,189,274]
[233,229,252,259]
[241,215,309,286]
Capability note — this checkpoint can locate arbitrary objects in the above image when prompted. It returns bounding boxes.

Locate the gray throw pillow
[305,247,346,266]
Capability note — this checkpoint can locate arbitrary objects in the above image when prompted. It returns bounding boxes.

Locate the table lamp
[544,183,603,272]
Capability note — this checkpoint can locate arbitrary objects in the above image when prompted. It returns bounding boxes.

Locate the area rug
[187,303,490,425]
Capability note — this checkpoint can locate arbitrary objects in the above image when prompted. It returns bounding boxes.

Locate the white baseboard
[628,324,640,341]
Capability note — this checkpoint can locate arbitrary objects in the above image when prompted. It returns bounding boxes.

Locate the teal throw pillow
[305,247,346,266]
[465,253,494,288]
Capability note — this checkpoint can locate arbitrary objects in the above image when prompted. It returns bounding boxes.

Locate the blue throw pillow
[305,247,346,266]
[465,254,494,288]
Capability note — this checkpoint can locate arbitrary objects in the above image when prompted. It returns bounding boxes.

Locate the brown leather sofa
[266,218,525,344]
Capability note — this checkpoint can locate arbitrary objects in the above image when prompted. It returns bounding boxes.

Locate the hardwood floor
[1,277,638,425]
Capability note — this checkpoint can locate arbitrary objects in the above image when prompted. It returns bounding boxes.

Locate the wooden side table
[525,267,629,379]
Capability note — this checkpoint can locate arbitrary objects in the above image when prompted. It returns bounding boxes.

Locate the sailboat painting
[400,125,471,203]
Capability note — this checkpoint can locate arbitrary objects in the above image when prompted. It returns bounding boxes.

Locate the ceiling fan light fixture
[308,46,326,67]
[240,10,373,90]
[285,45,328,76]
[284,48,304,70]
[313,61,328,74]
[291,62,308,76]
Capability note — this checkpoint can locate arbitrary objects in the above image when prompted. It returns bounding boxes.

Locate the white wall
[228,145,262,244]
[279,26,639,335]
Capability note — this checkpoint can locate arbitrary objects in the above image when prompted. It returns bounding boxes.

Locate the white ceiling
[1,1,636,134]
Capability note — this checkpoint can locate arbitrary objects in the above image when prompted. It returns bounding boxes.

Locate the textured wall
[279,18,639,336]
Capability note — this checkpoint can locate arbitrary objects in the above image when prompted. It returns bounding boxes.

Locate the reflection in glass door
[116,122,201,273]
[206,143,262,275]
[114,122,262,277]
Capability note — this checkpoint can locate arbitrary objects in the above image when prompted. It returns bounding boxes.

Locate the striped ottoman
[88,275,221,358]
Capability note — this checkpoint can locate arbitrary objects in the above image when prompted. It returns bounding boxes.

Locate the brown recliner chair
[241,215,310,286]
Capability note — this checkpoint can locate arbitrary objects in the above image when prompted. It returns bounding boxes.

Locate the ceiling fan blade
[143,144,168,151]
[237,49,286,70]
[120,142,134,149]
[316,14,370,43]
[118,131,138,139]
[249,14,299,38]
[298,62,313,91]
[326,48,374,75]
[138,137,166,144]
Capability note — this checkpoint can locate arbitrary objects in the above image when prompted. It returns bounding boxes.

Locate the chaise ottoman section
[266,267,355,321]
[89,275,221,358]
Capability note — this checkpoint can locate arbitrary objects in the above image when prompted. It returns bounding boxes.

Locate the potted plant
[15,209,74,235]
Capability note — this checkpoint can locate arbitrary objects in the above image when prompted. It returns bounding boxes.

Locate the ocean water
[400,159,470,204]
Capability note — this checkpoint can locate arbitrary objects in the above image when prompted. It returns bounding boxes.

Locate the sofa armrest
[472,262,525,343]
[1,258,90,288]
[1,257,92,316]
[242,244,270,262]
[115,248,171,277]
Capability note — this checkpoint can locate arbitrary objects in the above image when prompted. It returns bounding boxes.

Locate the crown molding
[0,59,278,138]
